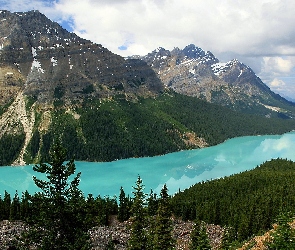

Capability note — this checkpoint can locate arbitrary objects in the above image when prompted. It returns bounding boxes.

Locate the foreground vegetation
[171,158,295,243]
[1,143,295,248]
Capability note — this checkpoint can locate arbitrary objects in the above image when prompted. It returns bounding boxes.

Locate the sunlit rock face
[137,44,295,118]
[0,10,164,104]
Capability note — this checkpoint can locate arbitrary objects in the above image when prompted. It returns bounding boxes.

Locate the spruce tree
[267,212,295,249]
[128,176,147,250]
[147,189,158,216]
[3,190,11,220]
[20,190,31,221]
[105,234,116,250]
[10,191,20,221]
[0,194,3,220]
[22,141,91,249]
[118,186,130,222]
[220,226,236,250]
[153,184,175,250]
[189,220,211,250]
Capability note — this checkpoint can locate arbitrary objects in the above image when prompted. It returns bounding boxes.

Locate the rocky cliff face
[0,10,163,105]
[138,44,295,117]
[0,10,164,165]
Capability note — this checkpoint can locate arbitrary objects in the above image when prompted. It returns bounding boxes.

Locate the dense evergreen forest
[171,158,295,242]
[0,133,25,166]
[22,92,295,163]
[2,147,295,249]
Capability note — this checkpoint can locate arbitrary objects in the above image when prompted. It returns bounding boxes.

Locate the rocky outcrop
[0,90,36,165]
[0,220,29,249]
[0,219,224,250]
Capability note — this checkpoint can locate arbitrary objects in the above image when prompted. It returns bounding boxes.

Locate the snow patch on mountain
[51,57,58,66]
[211,62,228,76]
[211,59,241,76]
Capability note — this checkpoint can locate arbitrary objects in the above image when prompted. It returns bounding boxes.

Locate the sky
[1,0,295,100]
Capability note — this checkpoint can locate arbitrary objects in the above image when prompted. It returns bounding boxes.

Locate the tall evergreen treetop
[189,220,211,250]
[22,141,90,250]
[128,176,147,250]
[153,184,175,250]
[118,186,131,222]
[32,142,81,201]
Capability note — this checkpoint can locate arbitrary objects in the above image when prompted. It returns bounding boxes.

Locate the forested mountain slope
[171,158,295,243]
[2,91,295,166]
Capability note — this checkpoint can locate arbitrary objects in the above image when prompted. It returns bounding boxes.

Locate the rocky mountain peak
[139,45,295,118]
[170,44,218,66]
[0,10,164,105]
[0,10,84,50]
[182,44,206,59]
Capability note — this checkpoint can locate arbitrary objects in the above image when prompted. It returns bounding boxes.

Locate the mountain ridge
[137,44,295,118]
[0,10,164,105]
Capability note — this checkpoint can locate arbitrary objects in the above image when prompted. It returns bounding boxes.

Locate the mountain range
[0,10,295,166]
[135,45,295,118]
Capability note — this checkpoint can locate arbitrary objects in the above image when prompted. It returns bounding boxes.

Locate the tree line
[2,91,295,165]
[0,133,25,166]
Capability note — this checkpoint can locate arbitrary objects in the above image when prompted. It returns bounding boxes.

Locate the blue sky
[1,0,295,100]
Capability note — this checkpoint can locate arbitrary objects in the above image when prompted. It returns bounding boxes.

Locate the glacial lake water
[1,131,295,198]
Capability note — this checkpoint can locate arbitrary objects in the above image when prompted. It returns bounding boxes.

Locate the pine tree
[105,234,116,250]
[3,190,11,219]
[153,184,175,250]
[21,141,91,249]
[118,186,130,222]
[10,191,20,220]
[128,176,147,250]
[189,220,211,250]
[20,190,31,221]
[85,194,97,227]
[147,189,158,216]
[220,226,236,250]
[0,194,3,220]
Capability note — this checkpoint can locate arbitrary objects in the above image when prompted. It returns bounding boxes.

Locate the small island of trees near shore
[1,142,295,249]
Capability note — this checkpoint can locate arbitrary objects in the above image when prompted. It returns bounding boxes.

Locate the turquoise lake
[1,131,295,198]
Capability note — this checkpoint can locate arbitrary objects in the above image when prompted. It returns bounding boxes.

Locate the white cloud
[2,0,295,58]
[269,78,286,88]
[258,56,295,97]
[264,77,295,101]
[50,0,295,57]
[263,57,293,75]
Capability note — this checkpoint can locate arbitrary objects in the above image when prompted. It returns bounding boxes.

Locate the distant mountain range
[0,10,295,166]
[134,44,295,118]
